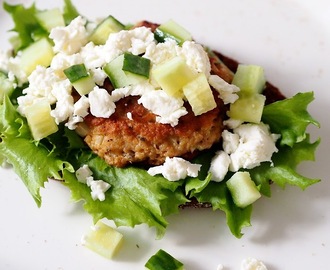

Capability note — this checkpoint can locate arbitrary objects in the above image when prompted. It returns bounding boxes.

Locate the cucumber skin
[145,249,184,270]
[103,54,147,88]
[122,53,151,78]
[89,15,125,45]
[154,19,192,45]
[64,64,89,83]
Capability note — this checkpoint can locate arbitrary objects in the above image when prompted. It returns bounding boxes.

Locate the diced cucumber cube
[154,19,192,45]
[82,221,124,259]
[35,8,65,32]
[152,56,197,98]
[228,94,266,123]
[226,171,261,208]
[0,72,14,103]
[232,64,266,95]
[25,100,59,140]
[89,15,125,45]
[104,54,147,88]
[182,73,216,115]
[64,64,95,96]
[122,53,150,78]
[20,38,54,76]
[145,249,184,270]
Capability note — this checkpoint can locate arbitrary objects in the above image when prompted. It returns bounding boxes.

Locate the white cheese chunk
[74,95,90,118]
[144,39,178,66]
[138,90,187,127]
[127,112,133,120]
[66,95,90,130]
[208,151,231,182]
[208,74,240,104]
[17,66,59,116]
[75,165,111,201]
[222,130,240,154]
[227,123,280,172]
[49,16,88,55]
[89,86,116,118]
[79,42,107,69]
[111,82,154,102]
[241,257,268,270]
[50,52,83,78]
[179,41,211,77]
[89,67,107,86]
[103,26,154,63]
[50,79,74,124]
[148,157,201,181]
[223,118,243,129]
[76,165,93,184]
[90,180,111,201]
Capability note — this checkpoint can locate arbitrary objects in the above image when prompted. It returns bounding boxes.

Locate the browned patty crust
[84,93,225,167]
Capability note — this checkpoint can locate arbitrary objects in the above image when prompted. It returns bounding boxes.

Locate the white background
[1,0,330,269]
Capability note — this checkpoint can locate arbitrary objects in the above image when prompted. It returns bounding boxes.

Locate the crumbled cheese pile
[241,257,268,270]
[217,257,268,270]
[148,157,201,181]
[2,15,239,129]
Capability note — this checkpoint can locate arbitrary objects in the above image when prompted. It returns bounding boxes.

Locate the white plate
[1,0,330,269]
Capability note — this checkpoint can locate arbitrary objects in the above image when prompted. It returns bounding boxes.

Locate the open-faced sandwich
[0,0,320,240]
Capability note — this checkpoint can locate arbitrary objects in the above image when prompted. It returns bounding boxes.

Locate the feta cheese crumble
[138,90,188,126]
[89,86,116,118]
[50,79,74,124]
[76,165,93,183]
[241,257,268,270]
[144,39,178,66]
[208,74,240,104]
[179,41,211,77]
[66,95,90,130]
[75,165,111,201]
[50,16,89,55]
[209,123,280,181]
[148,157,201,181]
[227,123,280,172]
[208,151,231,182]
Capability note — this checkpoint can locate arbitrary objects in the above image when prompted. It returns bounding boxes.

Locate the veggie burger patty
[83,21,227,167]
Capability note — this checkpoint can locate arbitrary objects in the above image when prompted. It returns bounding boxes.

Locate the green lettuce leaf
[262,91,320,147]
[63,0,80,25]
[188,180,252,238]
[64,152,188,238]
[250,135,320,196]
[0,96,73,206]
[3,2,47,51]
[251,91,321,196]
